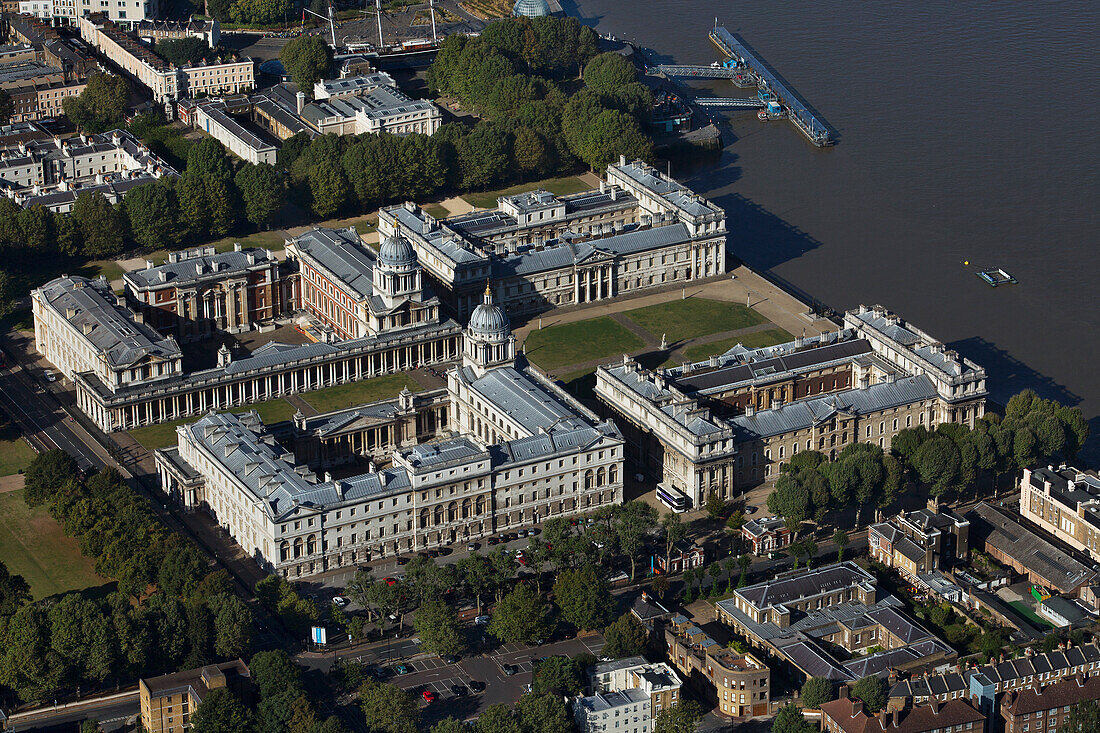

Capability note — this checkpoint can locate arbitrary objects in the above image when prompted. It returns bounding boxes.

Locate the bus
[656,484,690,514]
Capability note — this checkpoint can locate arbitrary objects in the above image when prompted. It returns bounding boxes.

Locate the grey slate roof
[185,411,411,519]
[289,227,375,300]
[36,275,182,369]
[727,375,940,441]
[302,85,436,125]
[316,72,394,96]
[125,248,274,289]
[611,160,723,219]
[728,561,875,611]
[460,365,590,436]
[967,502,1097,593]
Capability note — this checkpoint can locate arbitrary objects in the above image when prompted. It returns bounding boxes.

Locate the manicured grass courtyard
[0,489,106,599]
[523,317,645,371]
[623,298,768,342]
[0,422,37,477]
[462,176,591,210]
[681,328,795,363]
[422,203,451,220]
[127,398,298,450]
[300,374,423,414]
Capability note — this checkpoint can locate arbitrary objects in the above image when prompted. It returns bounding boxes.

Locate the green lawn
[301,374,423,414]
[246,398,297,425]
[462,176,591,210]
[86,259,126,284]
[523,317,645,371]
[623,298,768,342]
[127,397,297,450]
[422,203,451,220]
[681,328,795,363]
[1008,600,1057,630]
[0,490,107,599]
[128,418,190,451]
[0,422,37,477]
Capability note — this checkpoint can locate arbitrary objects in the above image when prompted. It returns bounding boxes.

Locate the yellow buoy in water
[963,260,969,266]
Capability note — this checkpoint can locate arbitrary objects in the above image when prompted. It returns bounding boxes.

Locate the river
[566,0,1100,460]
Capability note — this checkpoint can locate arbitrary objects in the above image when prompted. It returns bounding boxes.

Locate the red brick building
[1001,674,1100,733]
[821,696,984,733]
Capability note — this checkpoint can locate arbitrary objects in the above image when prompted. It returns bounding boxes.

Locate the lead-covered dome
[378,234,417,268]
[468,285,510,341]
[513,0,551,17]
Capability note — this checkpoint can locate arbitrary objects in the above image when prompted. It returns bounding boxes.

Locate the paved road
[3,690,139,732]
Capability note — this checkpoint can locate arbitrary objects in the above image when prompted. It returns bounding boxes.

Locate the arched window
[476,495,487,514]
[306,534,317,555]
[584,470,594,490]
[280,542,290,562]
[293,537,303,558]
[419,508,430,529]
[448,502,458,523]
[434,505,445,524]
[609,465,618,484]
[596,467,606,486]
[462,498,472,519]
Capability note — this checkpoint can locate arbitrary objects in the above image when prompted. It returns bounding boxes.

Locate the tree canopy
[280,35,332,96]
[62,73,128,133]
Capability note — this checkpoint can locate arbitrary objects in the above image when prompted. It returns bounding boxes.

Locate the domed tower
[374,233,422,309]
[463,283,515,376]
[513,0,551,17]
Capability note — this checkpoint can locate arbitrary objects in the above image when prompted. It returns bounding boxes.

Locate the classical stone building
[0,128,178,211]
[154,290,624,576]
[1018,465,1100,562]
[32,274,184,390]
[378,157,727,320]
[124,245,294,341]
[79,15,253,103]
[595,304,987,507]
[286,228,440,341]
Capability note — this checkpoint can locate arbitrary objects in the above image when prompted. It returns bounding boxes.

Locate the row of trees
[0,451,252,703]
[427,17,653,173]
[765,390,1090,533]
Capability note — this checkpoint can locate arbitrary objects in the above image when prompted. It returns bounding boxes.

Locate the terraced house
[595,304,987,506]
[379,157,727,320]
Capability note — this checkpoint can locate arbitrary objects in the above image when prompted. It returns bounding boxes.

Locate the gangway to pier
[650,64,740,79]
[709,26,832,146]
[695,97,764,109]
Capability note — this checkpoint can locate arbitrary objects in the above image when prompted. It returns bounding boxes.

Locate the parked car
[43,369,56,382]
[451,683,468,696]
[527,528,538,537]
[469,680,486,693]
[466,543,479,552]
[421,689,435,703]
[394,664,410,675]
[502,664,517,676]
[442,654,460,664]
[395,556,410,566]
[487,537,499,546]
[332,596,349,608]
[384,577,397,586]
[474,615,490,626]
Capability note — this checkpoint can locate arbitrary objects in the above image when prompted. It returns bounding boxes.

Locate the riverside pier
[652,25,833,146]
